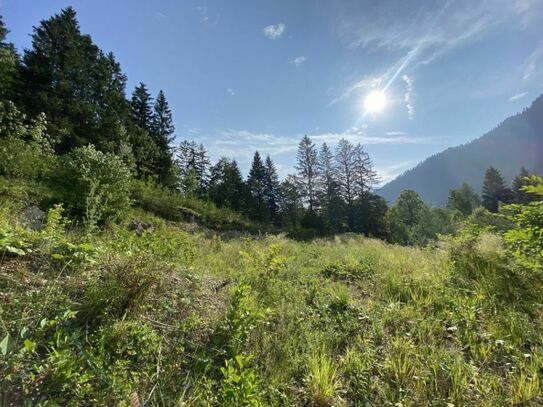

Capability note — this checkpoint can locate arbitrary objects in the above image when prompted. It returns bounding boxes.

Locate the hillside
[379,95,543,205]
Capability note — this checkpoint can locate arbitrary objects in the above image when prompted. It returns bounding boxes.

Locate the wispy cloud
[182,127,434,178]
[263,23,286,40]
[201,127,433,160]
[196,5,219,25]
[375,160,417,186]
[187,128,201,136]
[522,41,543,83]
[227,88,235,96]
[290,56,307,67]
[402,74,415,119]
[154,11,167,19]
[338,0,539,52]
[331,0,543,107]
[509,92,528,101]
[329,75,384,105]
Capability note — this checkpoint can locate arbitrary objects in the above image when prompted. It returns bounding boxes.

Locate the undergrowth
[1,198,542,406]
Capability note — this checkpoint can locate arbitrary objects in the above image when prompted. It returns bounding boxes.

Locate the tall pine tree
[151,90,176,187]
[131,83,153,132]
[247,151,268,221]
[263,155,280,222]
[512,167,534,204]
[317,143,344,231]
[209,157,245,210]
[0,16,18,101]
[482,166,512,212]
[295,135,319,211]
[20,7,128,152]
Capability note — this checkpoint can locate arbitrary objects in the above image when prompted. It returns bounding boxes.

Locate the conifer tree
[20,7,128,152]
[209,157,245,210]
[447,182,480,216]
[0,16,18,101]
[334,139,358,206]
[247,151,268,221]
[131,83,154,132]
[482,166,512,212]
[95,52,132,154]
[512,167,533,204]
[295,135,319,211]
[151,90,176,186]
[317,143,344,231]
[353,144,378,194]
[176,140,210,195]
[278,175,303,226]
[263,155,280,222]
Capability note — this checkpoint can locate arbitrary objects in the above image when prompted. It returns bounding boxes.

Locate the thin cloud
[402,74,415,119]
[154,11,167,19]
[331,0,543,105]
[509,92,528,101]
[227,88,235,96]
[263,23,286,40]
[329,74,384,105]
[290,56,307,66]
[182,127,435,178]
[196,5,219,25]
[375,160,417,186]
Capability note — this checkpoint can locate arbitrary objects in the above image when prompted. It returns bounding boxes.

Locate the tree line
[174,135,386,236]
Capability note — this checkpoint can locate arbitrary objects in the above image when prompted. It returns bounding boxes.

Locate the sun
[364,90,387,113]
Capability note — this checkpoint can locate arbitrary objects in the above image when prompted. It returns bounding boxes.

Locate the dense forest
[1,7,543,406]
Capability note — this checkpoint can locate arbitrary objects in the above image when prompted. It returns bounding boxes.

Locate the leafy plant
[219,354,262,407]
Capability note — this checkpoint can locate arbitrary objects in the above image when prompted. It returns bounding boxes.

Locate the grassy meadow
[1,195,542,406]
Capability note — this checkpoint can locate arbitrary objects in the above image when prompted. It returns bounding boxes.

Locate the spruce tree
[209,158,245,210]
[482,166,512,212]
[131,83,154,132]
[247,151,268,221]
[334,139,357,206]
[95,52,132,154]
[278,175,303,226]
[263,155,280,222]
[512,167,533,204]
[0,16,18,101]
[176,140,209,196]
[295,135,319,211]
[20,7,128,152]
[353,144,378,194]
[317,143,344,231]
[447,182,480,216]
[151,90,176,187]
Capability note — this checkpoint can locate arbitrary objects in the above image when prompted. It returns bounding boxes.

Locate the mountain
[378,95,543,205]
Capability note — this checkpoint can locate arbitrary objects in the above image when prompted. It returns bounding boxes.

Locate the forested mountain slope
[379,95,543,205]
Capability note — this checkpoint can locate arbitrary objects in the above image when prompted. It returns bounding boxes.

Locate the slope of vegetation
[2,178,543,406]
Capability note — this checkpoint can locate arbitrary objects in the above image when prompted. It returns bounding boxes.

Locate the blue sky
[3,0,543,182]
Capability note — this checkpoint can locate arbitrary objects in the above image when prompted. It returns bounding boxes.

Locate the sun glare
[364,90,387,113]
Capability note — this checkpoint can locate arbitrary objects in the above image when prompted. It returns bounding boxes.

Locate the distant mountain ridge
[378,95,543,205]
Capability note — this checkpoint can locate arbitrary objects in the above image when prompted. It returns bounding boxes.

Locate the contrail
[382,0,452,92]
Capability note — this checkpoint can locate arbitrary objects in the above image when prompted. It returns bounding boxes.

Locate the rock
[129,219,152,236]
[22,206,45,231]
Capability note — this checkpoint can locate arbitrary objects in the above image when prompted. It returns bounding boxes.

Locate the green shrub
[50,145,132,226]
[502,176,543,272]
[0,101,55,180]
[219,354,262,407]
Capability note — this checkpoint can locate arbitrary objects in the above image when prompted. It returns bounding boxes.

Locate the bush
[50,145,132,226]
[0,101,55,179]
